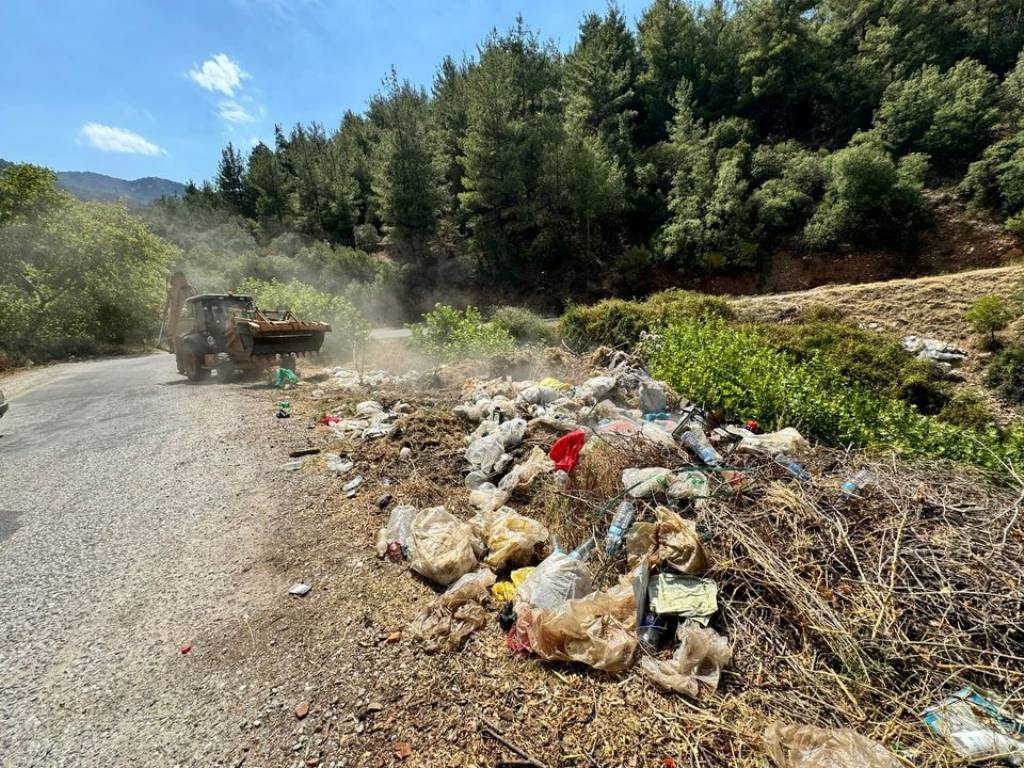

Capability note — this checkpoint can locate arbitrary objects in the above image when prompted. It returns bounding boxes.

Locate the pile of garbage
[365,351,1024,766]
[318,399,413,441]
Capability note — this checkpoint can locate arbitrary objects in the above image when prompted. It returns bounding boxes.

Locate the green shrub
[645,318,1023,471]
[408,304,515,362]
[755,319,949,411]
[965,295,1013,347]
[560,290,734,349]
[939,389,994,429]
[490,306,559,346]
[986,344,1024,404]
[238,278,369,360]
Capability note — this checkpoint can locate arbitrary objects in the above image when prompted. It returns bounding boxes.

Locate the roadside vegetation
[0,165,173,368]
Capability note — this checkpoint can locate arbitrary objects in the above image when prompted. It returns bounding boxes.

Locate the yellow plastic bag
[537,376,570,390]
[492,566,535,602]
[471,507,549,570]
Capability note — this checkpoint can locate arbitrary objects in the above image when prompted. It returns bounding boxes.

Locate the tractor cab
[181,294,256,352]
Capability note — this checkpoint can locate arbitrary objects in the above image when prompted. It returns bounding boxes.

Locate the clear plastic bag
[626,507,708,575]
[641,623,731,698]
[408,506,480,585]
[498,447,555,492]
[375,504,417,557]
[408,568,496,652]
[763,723,903,768]
[517,577,637,672]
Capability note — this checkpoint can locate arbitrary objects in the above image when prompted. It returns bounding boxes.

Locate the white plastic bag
[468,482,510,513]
[498,447,555,492]
[578,375,617,401]
[465,434,505,474]
[515,552,594,610]
[408,507,480,585]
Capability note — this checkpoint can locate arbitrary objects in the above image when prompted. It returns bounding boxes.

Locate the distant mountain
[0,158,184,204]
[55,170,185,205]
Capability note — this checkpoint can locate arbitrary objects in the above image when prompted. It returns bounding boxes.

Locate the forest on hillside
[7,0,1024,368]
[145,0,1024,311]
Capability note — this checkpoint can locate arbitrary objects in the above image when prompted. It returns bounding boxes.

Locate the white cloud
[188,53,248,96]
[218,99,256,123]
[78,123,165,155]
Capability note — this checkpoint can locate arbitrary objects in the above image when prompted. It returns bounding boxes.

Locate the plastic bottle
[839,469,873,499]
[680,429,723,467]
[604,501,636,556]
[567,536,597,561]
[637,612,669,653]
[775,453,811,481]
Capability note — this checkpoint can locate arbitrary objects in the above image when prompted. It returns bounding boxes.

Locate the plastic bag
[667,470,709,499]
[549,430,586,473]
[498,447,555,492]
[495,418,528,448]
[408,568,496,652]
[736,427,809,457]
[517,577,637,672]
[519,385,560,406]
[763,723,903,768]
[515,552,594,610]
[468,482,511,513]
[355,400,384,416]
[471,507,550,569]
[408,507,481,585]
[578,375,617,401]
[465,434,505,474]
[627,507,708,575]
[491,566,535,602]
[641,623,731,698]
[622,467,675,497]
[375,504,417,557]
[639,382,668,414]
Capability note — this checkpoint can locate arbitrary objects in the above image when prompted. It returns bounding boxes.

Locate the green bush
[646,318,1022,471]
[965,295,1013,347]
[238,278,369,359]
[939,389,993,429]
[560,290,734,349]
[755,319,949,411]
[408,304,515,362]
[490,306,559,346]
[986,344,1024,404]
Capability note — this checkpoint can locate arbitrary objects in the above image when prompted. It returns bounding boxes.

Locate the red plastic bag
[549,430,586,473]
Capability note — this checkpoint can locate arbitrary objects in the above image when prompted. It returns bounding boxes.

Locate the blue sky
[1,0,650,183]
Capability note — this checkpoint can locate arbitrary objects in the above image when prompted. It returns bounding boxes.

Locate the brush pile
[317,348,1024,767]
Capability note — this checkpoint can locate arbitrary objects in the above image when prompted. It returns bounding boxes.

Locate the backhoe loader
[158,272,331,382]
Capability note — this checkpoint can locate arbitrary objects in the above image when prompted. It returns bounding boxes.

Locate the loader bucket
[229,310,332,361]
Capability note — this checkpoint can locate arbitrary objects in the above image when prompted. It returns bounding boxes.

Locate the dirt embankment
[670,191,1022,297]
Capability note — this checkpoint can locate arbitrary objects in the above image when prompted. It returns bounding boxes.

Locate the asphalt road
[0,354,286,766]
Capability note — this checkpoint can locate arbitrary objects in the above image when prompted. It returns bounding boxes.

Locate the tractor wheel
[216,359,236,383]
[185,349,208,382]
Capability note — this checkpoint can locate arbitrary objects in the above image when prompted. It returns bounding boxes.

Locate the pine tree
[215,143,248,214]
